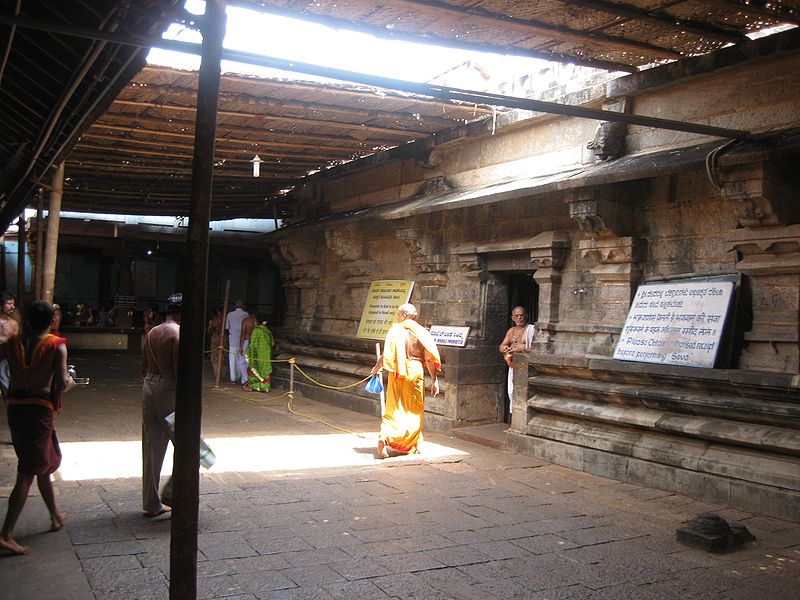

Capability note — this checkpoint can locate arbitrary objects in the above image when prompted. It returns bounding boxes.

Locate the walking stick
[375,342,385,416]
[214,279,230,389]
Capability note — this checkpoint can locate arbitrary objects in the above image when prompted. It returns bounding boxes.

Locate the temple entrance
[503,272,538,423]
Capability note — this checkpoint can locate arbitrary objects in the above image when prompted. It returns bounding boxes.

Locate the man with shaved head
[371,303,441,458]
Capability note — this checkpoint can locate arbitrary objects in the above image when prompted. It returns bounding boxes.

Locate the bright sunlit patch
[146,0,556,88]
[55,434,468,481]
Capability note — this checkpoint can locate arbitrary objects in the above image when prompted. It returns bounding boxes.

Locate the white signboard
[614,281,734,368]
[429,325,470,347]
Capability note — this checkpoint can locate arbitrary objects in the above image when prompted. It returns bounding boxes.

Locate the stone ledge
[506,430,800,522]
[530,395,800,457]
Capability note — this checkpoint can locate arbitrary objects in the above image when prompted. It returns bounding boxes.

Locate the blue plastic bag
[365,374,384,394]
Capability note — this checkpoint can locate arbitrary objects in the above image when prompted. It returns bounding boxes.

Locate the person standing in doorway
[498,306,535,414]
[371,303,441,458]
[0,292,21,400]
[0,301,76,554]
[224,300,248,384]
[140,293,182,517]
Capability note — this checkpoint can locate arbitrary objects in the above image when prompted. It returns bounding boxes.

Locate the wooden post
[214,279,230,388]
[34,189,44,300]
[169,1,225,599]
[16,208,25,301]
[42,162,64,303]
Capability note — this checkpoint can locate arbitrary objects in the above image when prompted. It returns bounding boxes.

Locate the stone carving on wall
[718,160,798,228]
[586,120,627,161]
[395,225,449,282]
[727,224,800,372]
[567,188,626,239]
[416,175,455,198]
[324,225,364,262]
[270,239,321,288]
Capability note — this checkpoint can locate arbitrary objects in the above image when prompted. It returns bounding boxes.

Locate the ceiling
[1,0,798,230]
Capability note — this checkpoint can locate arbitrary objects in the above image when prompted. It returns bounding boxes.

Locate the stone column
[529,231,570,344]
[722,160,800,373]
[569,188,645,355]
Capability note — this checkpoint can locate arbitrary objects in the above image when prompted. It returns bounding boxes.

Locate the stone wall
[268,30,800,519]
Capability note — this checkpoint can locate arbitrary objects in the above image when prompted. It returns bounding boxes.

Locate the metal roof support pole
[42,162,64,304]
[169,1,225,599]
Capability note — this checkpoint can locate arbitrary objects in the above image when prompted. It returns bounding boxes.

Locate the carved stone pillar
[569,189,645,354]
[722,161,799,229]
[269,239,321,324]
[530,232,570,331]
[395,225,449,286]
[720,160,800,373]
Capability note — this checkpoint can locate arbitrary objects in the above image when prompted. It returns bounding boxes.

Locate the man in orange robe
[371,303,441,458]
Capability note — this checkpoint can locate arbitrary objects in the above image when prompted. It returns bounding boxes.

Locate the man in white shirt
[224,300,248,383]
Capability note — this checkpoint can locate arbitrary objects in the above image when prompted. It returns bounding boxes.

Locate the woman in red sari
[0,301,76,555]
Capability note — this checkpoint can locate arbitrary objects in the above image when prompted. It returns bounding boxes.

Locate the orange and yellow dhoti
[380,359,425,453]
[379,320,441,455]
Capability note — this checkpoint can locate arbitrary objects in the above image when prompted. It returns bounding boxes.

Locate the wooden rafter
[96,113,393,148]
[96,108,422,139]
[224,0,639,72]
[569,0,747,42]
[76,133,350,161]
[703,0,800,26]
[72,143,323,165]
[88,121,376,154]
[377,0,682,58]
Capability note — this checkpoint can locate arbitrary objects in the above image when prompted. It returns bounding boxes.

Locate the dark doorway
[503,272,538,423]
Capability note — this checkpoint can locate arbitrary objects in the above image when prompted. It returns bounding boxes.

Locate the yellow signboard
[357,280,415,340]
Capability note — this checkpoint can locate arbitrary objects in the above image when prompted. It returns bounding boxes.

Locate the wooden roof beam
[126,74,491,121]
[98,112,394,148]
[375,0,682,58]
[703,0,800,27]
[77,133,353,161]
[224,1,638,72]
[72,143,322,166]
[86,122,377,154]
[569,0,747,43]
[110,101,409,146]
[65,159,308,177]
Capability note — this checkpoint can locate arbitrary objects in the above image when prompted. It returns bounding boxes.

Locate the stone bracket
[719,160,799,228]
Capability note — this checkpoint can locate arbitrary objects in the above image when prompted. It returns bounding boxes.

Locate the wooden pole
[16,208,25,302]
[34,189,44,300]
[169,2,225,599]
[42,162,64,303]
[214,279,230,388]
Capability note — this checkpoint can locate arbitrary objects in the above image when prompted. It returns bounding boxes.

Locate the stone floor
[0,352,798,599]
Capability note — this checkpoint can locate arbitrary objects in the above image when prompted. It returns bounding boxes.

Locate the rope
[204,349,376,438]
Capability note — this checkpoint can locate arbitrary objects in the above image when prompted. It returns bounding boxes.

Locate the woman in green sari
[244,317,274,392]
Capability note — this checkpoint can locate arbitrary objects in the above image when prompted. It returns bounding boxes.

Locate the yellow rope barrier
[203,346,376,438]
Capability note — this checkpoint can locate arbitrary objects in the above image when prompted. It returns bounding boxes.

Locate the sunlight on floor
[55,433,468,481]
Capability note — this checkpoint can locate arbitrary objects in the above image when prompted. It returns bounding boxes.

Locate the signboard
[115,295,137,308]
[614,280,734,368]
[430,325,470,347]
[356,280,415,340]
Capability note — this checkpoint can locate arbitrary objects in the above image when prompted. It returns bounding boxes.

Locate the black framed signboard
[614,279,735,368]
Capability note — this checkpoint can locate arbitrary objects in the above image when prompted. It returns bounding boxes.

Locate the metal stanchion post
[289,357,295,408]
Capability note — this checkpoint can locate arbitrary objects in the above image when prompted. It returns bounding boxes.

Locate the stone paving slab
[1,353,799,599]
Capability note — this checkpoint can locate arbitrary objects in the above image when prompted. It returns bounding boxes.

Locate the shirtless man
[238,307,257,387]
[141,293,182,517]
[0,292,20,400]
[0,301,76,555]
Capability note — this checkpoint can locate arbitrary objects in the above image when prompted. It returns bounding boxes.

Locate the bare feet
[376,439,389,459]
[50,509,68,532]
[0,535,30,555]
[144,506,172,518]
